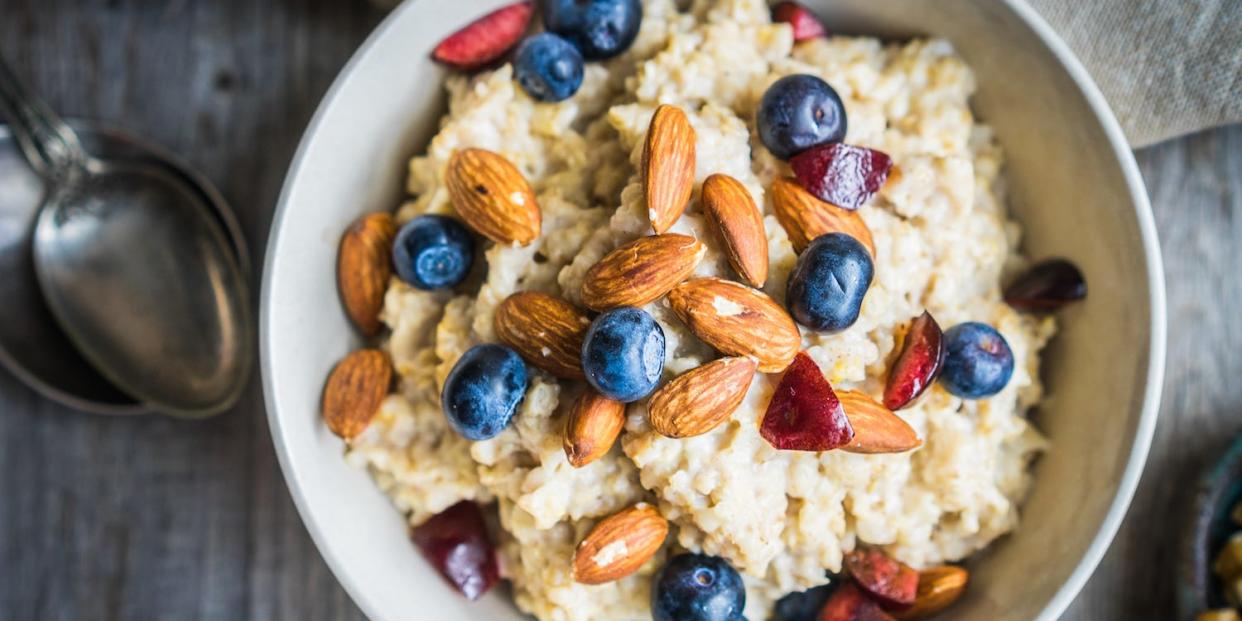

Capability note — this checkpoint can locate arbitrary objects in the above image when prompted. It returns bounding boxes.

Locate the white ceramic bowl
[261,1,1166,619]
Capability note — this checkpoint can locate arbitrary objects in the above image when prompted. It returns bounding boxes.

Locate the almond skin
[770,176,875,256]
[893,565,969,620]
[667,277,801,373]
[322,349,392,439]
[643,105,696,233]
[446,148,541,246]
[572,504,669,584]
[837,389,922,454]
[702,173,768,287]
[581,234,706,311]
[648,357,757,438]
[563,390,627,467]
[338,212,396,337]
[495,292,590,379]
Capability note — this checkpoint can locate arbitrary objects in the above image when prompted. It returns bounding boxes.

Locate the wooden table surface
[0,1,1237,619]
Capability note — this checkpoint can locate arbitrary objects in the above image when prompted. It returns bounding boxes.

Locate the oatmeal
[342,0,1055,619]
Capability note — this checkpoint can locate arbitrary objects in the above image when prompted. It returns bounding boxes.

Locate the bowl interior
[261,1,1163,619]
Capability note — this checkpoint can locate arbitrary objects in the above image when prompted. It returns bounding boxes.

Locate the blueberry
[541,0,643,60]
[757,74,847,160]
[786,233,873,332]
[652,553,746,621]
[441,344,528,440]
[513,33,584,102]
[581,306,664,402]
[940,322,1014,398]
[773,584,834,621]
[392,215,475,290]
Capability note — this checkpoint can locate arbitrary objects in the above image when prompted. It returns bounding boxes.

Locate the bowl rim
[259,1,1167,619]
[997,1,1165,618]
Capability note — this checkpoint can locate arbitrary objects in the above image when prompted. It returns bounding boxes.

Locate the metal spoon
[0,57,252,418]
[0,123,251,415]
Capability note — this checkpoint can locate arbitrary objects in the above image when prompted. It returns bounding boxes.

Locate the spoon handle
[0,55,87,180]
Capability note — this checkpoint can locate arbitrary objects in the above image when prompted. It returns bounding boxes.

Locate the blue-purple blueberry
[392,215,475,290]
[786,232,873,333]
[772,583,834,621]
[939,322,1014,398]
[441,344,528,440]
[541,0,643,60]
[581,306,664,402]
[652,553,746,621]
[757,74,847,160]
[513,33,584,102]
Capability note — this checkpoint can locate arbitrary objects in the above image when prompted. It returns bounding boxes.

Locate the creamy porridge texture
[344,0,1055,618]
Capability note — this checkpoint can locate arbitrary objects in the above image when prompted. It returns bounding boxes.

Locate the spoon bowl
[0,53,253,418]
[0,122,251,415]
[34,157,252,418]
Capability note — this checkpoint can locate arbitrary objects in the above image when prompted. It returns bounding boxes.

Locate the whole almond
[322,349,392,439]
[572,504,669,584]
[338,212,396,337]
[648,357,757,438]
[837,389,922,454]
[894,565,969,620]
[563,390,627,467]
[702,173,768,287]
[581,234,706,311]
[770,176,875,256]
[667,277,800,372]
[495,291,590,379]
[446,148,541,246]
[643,105,696,233]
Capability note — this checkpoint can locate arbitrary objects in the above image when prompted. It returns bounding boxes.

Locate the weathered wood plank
[0,1,378,620]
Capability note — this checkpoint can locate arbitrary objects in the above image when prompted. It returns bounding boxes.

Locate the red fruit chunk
[1004,258,1087,312]
[432,2,533,71]
[761,352,854,451]
[773,1,828,41]
[791,143,893,211]
[411,501,500,600]
[844,547,919,609]
[818,582,896,621]
[883,311,944,410]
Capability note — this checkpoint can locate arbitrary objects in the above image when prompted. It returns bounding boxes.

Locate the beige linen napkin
[1027,0,1242,147]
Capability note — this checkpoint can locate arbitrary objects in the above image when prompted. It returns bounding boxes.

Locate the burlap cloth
[1028,0,1241,147]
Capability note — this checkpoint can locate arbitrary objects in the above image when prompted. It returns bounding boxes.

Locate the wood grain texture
[0,1,1238,620]
[0,0,379,619]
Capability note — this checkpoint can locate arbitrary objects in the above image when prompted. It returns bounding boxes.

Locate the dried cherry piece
[1003,258,1086,312]
[818,582,896,621]
[431,2,534,71]
[773,1,828,41]
[790,143,893,211]
[761,352,854,451]
[883,311,944,410]
[843,547,919,610]
[410,501,500,600]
